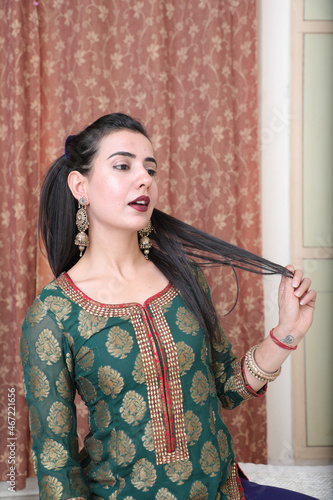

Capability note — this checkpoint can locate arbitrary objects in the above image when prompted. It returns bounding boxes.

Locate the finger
[285,264,295,275]
[291,268,304,288]
[279,265,295,293]
[299,289,316,307]
[294,276,312,298]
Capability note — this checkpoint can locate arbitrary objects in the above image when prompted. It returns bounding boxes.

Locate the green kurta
[21,269,263,500]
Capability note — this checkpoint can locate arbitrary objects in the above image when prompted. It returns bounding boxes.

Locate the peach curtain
[0,0,266,489]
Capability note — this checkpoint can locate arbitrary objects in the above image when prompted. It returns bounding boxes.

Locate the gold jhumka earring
[138,220,153,259]
[74,197,89,257]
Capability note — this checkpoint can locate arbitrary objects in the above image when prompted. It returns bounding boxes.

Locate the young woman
[21,113,317,499]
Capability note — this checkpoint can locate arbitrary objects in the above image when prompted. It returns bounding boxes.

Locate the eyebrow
[108,151,157,166]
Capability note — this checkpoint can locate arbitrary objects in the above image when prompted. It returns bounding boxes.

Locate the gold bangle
[245,345,281,382]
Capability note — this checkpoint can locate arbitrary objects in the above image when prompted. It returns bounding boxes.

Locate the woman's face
[84,129,158,234]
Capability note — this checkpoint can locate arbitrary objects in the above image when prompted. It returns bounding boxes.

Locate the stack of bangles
[245,345,281,382]
[244,329,297,383]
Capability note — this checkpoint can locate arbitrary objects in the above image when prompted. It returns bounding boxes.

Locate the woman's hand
[244,265,316,392]
[275,265,316,345]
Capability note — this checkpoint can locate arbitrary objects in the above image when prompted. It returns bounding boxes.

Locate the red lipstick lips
[128,195,150,212]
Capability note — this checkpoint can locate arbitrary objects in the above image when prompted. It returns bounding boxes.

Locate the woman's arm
[244,266,316,392]
[21,298,90,499]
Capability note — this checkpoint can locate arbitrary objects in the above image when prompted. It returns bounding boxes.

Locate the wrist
[253,334,292,374]
[269,328,297,351]
[273,325,299,348]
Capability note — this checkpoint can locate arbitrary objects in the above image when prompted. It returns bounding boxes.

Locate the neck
[74,228,147,278]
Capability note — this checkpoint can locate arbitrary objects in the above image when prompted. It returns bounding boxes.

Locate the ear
[67,171,89,204]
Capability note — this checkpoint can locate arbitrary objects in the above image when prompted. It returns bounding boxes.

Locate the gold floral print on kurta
[213,360,228,383]
[94,400,111,430]
[207,365,217,397]
[120,390,147,425]
[98,366,124,397]
[76,376,97,403]
[189,481,209,500]
[31,449,38,474]
[43,296,72,321]
[69,467,88,496]
[40,475,63,500]
[217,429,229,460]
[47,401,72,436]
[200,441,220,477]
[155,488,177,500]
[176,341,195,375]
[44,282,58,291]
[108,429,135,466]
[56,367,74,401]
[212,335,230,354]
[176,306,200,335]
[201,341,208,366]
[63,330,75,352]
[78,310,108,339]
[116,431,136,466]
[106,326,133,358]
[26,297,47,327]
[116,476,126,494]
[77,345,95,371]
[35,328,61,365]
[132,353,145,383]
[184,410,202,445]
[190,371,209,405]
[29,365,50,400]
[65,352,73,372]
[29,405,41,437]
[107,429,116,460]
[164,459,193,485]
[85,435,103,462]
[40,439,68,470]
[92,462,116,486]
[142,421,154,451]
[130,458,157,491]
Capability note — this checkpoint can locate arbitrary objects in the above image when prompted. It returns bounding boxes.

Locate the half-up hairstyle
[39,112,292,342]
[39,113,150,277]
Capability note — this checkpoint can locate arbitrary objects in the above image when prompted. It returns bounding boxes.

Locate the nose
[135,164,153,189]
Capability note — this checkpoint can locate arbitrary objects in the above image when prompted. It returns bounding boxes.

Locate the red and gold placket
[141,307,176,454]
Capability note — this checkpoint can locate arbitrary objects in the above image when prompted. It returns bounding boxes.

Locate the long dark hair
[39,112,292,341]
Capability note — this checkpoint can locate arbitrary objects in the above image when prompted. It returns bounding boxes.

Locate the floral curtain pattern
[0,0,266,489]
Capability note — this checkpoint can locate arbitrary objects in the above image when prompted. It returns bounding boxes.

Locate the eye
[147,168,157,177]
[113,164,129,171]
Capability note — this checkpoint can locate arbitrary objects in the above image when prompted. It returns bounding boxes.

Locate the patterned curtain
[0,0,266,489]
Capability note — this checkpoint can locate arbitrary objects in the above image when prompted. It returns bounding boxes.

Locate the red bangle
[269,329,297,350]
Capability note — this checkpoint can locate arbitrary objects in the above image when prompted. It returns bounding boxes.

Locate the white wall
[258,0,295,464]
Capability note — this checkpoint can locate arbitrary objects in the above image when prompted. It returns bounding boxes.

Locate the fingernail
[292,281,298,287]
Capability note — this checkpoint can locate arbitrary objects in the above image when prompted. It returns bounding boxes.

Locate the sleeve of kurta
[194,265,267,410]
[20,296,90,500]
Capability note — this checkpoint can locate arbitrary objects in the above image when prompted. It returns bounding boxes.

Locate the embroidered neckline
[55,272,188,464]
[56,272,177,317]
